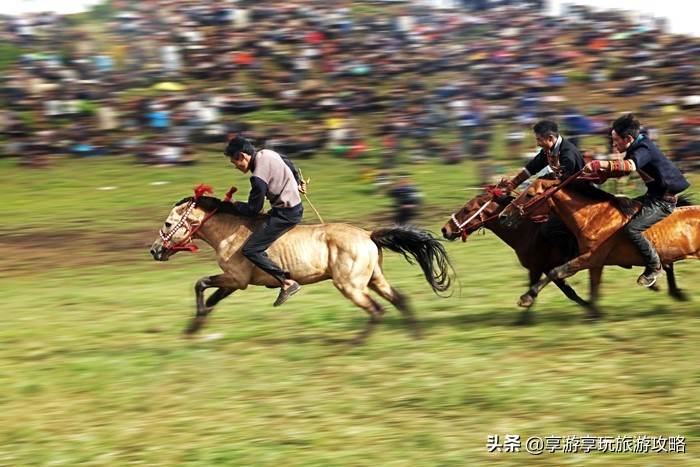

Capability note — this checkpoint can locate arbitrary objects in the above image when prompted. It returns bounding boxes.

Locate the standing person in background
[500,119,585,260]
[224,135,307,306]
[388,173,422,225]
[582,114,690,287]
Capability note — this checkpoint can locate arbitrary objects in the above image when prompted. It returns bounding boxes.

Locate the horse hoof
[583,311,602,323]
[184,318,206,336]
[514,311,532,326]
[518,295,534,308]
[670,290,689,301]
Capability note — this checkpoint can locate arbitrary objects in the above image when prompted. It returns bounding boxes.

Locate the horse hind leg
[582,266,603,321]
[369,272,421,339]
[334,282,385,345]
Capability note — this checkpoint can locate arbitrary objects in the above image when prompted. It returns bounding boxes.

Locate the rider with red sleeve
[583,114,690,287]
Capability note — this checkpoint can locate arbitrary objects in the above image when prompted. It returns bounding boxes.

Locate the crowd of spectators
[1,0,699,174]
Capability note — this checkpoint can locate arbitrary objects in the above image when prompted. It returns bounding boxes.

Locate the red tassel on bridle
[194,184,214,200]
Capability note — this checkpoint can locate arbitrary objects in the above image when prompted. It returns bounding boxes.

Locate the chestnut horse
[441,188,684,319]
[499,178,699,308]
[150,186,454,343]
[441,188,601,319]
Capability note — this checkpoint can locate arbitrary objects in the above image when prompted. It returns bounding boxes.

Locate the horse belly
[267,234,332,284]
[599,214,700,265]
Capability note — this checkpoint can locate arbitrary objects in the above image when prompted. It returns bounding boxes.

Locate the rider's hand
[298,180,307,195]
[495,180,514,192]
[583,160,601,174]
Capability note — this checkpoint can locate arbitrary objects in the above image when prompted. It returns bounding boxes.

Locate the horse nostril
[441,227,447,235]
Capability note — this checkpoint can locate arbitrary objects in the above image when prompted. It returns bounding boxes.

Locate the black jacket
[525,137,584,180]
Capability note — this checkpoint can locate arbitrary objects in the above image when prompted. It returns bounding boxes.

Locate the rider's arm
[229,176,267,215]
[583,159,636,177]
[504,168,530,191]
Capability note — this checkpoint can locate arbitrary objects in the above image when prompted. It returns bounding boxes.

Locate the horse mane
[176,196,222,212]
[493,193,515,208]
[175,196,268,219]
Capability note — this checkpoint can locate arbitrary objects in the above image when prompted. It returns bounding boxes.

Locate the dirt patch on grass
[0,228,156,277]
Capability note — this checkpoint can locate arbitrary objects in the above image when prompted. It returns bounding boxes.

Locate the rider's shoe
[637,265,663,287]
[273,281,301,307]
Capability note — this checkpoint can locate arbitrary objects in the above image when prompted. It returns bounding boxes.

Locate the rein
[509,169,584,222]
[160,184,237,252]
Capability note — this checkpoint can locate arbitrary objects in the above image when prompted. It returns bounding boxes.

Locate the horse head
[151,185,237,261]
[441,187,511,241]
[150,197,210,261]
[499,178,558,229]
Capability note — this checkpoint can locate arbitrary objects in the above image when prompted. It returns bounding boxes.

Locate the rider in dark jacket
[583,114,690,287]
[501,119,585,260]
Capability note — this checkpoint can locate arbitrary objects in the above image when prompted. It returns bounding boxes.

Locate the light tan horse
[499,178,700,308]
[150,187,454,343]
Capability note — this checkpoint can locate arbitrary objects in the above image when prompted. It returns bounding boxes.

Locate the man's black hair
[533,120,559,138]
[224,135,256,158]
[611,113,641,139]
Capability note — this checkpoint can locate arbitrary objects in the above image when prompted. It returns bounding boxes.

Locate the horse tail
[677,193,695,207]
[370,224,454,295]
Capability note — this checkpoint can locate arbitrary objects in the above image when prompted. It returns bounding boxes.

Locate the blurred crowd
[0,0,699,172]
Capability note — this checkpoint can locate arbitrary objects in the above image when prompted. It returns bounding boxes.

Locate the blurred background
[1,1,699,465]
[1,0,699,174]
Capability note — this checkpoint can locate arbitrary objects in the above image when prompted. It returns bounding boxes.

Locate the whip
[298,168,325,224]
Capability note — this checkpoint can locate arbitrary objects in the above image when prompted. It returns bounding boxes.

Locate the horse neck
[484,215,535,249]
[551,188,626,240]
[195,212,255,250]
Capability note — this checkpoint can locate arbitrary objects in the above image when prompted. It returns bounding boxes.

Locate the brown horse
[441,188,601,319]
[499,178,700,308]
[150,186,454,343]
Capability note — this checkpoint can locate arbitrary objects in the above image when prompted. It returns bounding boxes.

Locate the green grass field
[1,151,699,466]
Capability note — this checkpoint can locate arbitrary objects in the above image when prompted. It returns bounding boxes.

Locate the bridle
[448,187,506,242]
[159,184,237,252]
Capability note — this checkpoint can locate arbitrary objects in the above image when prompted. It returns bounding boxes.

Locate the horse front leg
[187,274,237,336]
[584,266,603,321]
[518,252,597,308]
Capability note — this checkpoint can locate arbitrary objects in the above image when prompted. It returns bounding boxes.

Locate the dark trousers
[395,207,417,225]
[624,195,675,268]
[540,216,579,260]
[242,204,303,284]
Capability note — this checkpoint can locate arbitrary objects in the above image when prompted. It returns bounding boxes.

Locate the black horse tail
[677,193,695,207]
[370,224,454,296]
